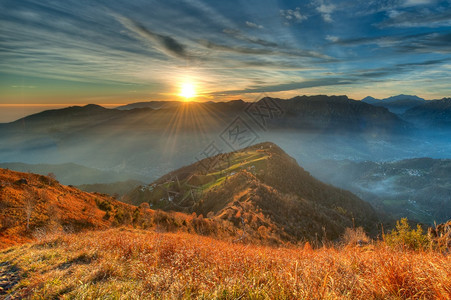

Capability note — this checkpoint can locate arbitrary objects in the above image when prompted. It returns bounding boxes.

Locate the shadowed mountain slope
[402,98,451,128]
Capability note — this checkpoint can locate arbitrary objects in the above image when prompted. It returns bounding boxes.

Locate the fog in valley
[0,96,450,224]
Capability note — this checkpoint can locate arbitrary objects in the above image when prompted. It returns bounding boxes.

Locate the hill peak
[383,94,424,102]
[125,142,379,242]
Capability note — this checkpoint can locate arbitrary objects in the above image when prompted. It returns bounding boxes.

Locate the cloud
[325,35,339,42]
[213,57,450,96]
[116,16,191,59]
[330,31,451,54]
[314,0,336,23]
[280,7,307,25]
[223,29,278,47]
[198,39,333,60]
[403,0,436,6]
[396,32,451,53]
[214,58,451,96]
[331,33,418,46]
[377,7,451,28]
[245,21,263,29]
[211,77,355,95]
[199,39,277,55]
[355,58,450,78]
[397,58,450,67]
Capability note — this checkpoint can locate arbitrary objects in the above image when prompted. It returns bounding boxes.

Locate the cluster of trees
[384,218,433,251]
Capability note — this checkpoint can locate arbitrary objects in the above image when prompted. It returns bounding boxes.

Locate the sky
[0,0,450,113]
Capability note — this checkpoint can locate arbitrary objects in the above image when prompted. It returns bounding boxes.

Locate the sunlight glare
[180,83,196,100]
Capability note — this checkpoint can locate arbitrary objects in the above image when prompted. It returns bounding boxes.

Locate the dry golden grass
[1,228,449,299]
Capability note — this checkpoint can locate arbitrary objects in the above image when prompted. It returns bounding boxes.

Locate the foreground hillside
[0,169,244,249]
[125,142,380,242]
[1,228,450,299]
[0,168,145,248]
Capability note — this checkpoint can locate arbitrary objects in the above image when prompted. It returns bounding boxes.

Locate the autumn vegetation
[0,227,450,299]
[0,167,288,249]
[1,151,450,299]
[125,142,380,243]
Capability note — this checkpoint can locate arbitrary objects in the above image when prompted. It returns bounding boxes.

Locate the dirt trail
[0,261,20,297]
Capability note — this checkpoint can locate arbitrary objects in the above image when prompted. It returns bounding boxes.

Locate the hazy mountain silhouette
[1,96,407,134]
[0,95,448,186]
[267,95,408,134]
[116,101,182,110]
[362,94,425,114]
[402,98,451,128]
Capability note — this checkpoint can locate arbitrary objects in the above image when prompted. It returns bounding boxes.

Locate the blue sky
[0,0,450,105]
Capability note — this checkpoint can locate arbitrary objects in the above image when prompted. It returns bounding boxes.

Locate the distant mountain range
[268,95,407,134]
[402,98,451,129]
[115,101,181,110]
[0,95,410,141]
[0,94,450,188]
[124,142,381,242]
[361,95,451,127]
[1,95,407,134]
[0,95,412,178]
[361,94,426,114]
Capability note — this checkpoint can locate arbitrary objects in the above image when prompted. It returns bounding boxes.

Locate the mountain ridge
[361,94,426,114]
[402,98,451,128]
[124,142,381,242]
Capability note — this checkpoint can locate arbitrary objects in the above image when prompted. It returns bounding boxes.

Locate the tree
[23,190,36,231]
[47,172,57,185]
[46,202,60,230]
[384,218,430,250]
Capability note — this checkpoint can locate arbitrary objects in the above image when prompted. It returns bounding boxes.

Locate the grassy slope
[0,228,449,299]
[125,147,270,208]
[125,142,379,242]
[0,168,135,249]
[0,168,280,249]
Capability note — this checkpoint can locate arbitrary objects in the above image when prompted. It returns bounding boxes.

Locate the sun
[180,82,196,100]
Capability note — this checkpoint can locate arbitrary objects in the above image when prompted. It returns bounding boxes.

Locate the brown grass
[1,228,449,299]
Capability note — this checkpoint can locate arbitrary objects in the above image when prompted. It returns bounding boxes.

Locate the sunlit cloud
[0,0,449,105]
[280,7,308,25]
[314,0,336,23]
[245,21,263,29]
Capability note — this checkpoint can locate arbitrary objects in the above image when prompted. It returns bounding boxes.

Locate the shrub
[95,199,112,212]
[103,211,111,220]
[341,227,370,246]
[113,208,131,226]
[384,218,430,250]
[139,202,150,210]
